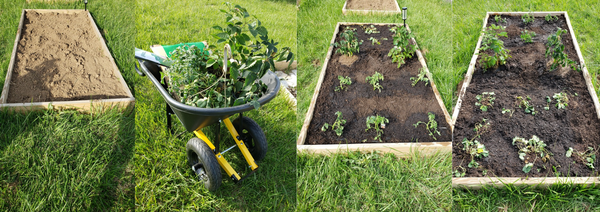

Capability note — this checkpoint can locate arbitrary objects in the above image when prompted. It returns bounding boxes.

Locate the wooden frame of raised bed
[452,12,600,188]
[342,0,401,15]
[0,9,134,113]
[297,22,453,156]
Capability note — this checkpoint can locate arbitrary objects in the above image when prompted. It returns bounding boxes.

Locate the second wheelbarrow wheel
[186,138,221,191]
[233,116,268,161]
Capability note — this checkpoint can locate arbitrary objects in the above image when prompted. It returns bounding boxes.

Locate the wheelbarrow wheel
[186,138,221,191]
[233,116,268,161]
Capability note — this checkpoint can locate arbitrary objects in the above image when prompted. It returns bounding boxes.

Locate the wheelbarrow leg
[213,121,220,153]
[166,103,174,134]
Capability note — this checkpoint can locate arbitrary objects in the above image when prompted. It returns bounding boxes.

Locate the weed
[502,108,514,116]
[512,135,552,173]
[566,147,596,169]
[410,68,429,86]
[475,92,495,112]
[322,111,347,136]
[366,72,384,92]
[545,14,558,22]
[368,37,381,45]
[388,25,417,68]
[413,112,441,140]
[522,13,534,25]
[335,76,352,92]
[478,24,511,70]
[515,96,536,115]
[333,27,362,57]
[546,28,579,71]
[365,115,389,142]
[494,15,506,24]
[363,25,380,34]
[520,30,536,43]
[552,92,569,109]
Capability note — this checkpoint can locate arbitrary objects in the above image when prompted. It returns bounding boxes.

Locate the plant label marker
[402,7,407,27]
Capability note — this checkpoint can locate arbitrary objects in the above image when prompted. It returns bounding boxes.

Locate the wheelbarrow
[134,43,280,191]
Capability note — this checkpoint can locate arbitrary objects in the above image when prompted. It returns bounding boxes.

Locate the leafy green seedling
[544,96,551,110]
[368,37,381,45]
[515,96,536,115]
[494,15,506,24]
[388,26,417,68]
[333,27,362,57]
[522,13,534,25]
[522,163,534,173]
[478,24,511,70]
[566,147,596,169]
[364,25,380,34]
[512,135,552,173]
[475,92,495,112]
[546,28,579,71]
[410,68,429,87]
[552,92,569,109]
[335,76,352,92]
[366,72,384,92]
[460,118,491,170]
[545,14,558,22]
[413,112,441,140]
[453,167,466,177]
[502,108,514,117]
[520,30,536,43]
[322,111,347,136]
[365,115,389,142]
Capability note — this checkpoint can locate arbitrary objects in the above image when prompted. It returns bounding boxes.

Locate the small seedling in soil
[566,147,596,169]
[388,25,417,68]
[522,13,534,25]
[365,115,389,142]
[475,92,495,112]
[461,118,491,169]
[366,72,384,92]
[410,68,429,87]
[512,135,552,173]
[413,112,441,140]
[335,76,352,92]
[494,15,506,24]
[502,108,514,117]
[515,96,536,115]
[453,167,466,177]
[545,28,579,71]
[321,111,347,136]
[520,30,536,43]
[478,24,511,70]
[333,27,362,57]
[545,14,558,22]
[368,37,381,45]
[552,92,569,109]
[544,96,551,110]
[363,25,380,34]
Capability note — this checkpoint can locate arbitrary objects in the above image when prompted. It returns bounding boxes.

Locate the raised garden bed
[298,22,452,156]
[452,12,600,187]
[0,9,134,112]
[342,0,401,15]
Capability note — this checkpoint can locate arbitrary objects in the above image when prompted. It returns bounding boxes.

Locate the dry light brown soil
[306,24,452,144]
[7,11,128,103]
[346,0,397,11]
[453,15,600,177]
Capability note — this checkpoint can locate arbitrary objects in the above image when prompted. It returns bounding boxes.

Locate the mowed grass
[0,0,135,211]
[452,0,600,211]
[297,151,452,211]
[135,0,297,210]
[296,0,452,210]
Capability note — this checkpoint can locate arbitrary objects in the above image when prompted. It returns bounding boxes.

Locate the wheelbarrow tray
[135,48,280,132]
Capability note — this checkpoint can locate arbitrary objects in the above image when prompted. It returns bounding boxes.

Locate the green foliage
[368,37,381,45]
[475,92,495,112]
[522,13,534,25]
[365,115,389,142]
[545,28,579,71]
[545,14,558,22]
[515,96,536,115]
[478,24,511,70]
[333,27,362,57]
[388,26,417,68]
[366,72,384,92]
[413,112,441,140]
[363,25,380,34]
[410,68,430,87]
[552,92,569,109]
[322,111,347,136]
[494,15,506,24]
[335,76,352,92]
[502,108,514,116]
[567,147,596,169]
[520,30,536,43]
[462,138,489,169]
[453,167,466,177]
[512,135,552,173]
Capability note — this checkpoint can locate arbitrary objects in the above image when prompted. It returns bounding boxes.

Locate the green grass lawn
[0,1,135,210]
[452,0,600,211]
[134,0,297,210]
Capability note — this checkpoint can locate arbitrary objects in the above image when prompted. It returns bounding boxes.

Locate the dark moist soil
[7,11,129,103]
[453,15,600,177]
[306,24,452,144]
[346,0,397,11]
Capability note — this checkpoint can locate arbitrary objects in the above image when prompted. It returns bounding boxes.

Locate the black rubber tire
[186,138,222,191]
[233,116,268,161]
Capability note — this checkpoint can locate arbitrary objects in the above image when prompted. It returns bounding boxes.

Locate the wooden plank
[0,10,25,104]
[452,12,600,187]
[0,9,134,112]
[453,177,600,188]
[297,22,453,155]
[342,0,401,15]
